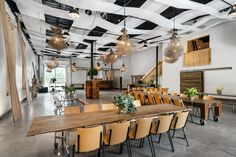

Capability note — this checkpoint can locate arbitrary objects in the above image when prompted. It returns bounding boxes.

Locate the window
[44,67,66,87]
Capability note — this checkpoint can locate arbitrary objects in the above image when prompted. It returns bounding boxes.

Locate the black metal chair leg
[139,138,143,148]
[148,136,154,157]
[126,140,132,157]
[182,128,189,147]
[158,133,162,143]
[97,148,101,157]
[119,143,123,154]
[102,146,105,157]
[141,138,145,148]
[167,131,174,152]
[172,130,176,139]
[150,135,156,157]
[72,145,75,157]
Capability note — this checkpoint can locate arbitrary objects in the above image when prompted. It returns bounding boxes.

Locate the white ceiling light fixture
[69,8,80,19]
[116,0,133,55]
[120,58,126,72]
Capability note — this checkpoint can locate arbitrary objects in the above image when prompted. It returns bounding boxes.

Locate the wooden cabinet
[86,80,99,99]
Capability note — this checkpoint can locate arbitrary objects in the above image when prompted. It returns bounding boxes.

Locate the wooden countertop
[27,104,189,137]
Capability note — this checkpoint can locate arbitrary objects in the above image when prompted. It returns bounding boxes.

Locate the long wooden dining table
[27,104,189,137]
[141,92,222,125]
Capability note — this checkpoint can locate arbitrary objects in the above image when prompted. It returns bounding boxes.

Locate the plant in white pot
[216,86,224,95]
[65,85,76,97]
[184,87,199,101]
[114,94,137,114]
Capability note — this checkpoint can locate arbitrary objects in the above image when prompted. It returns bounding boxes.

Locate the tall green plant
[87,68,98,76]
[114,94,137,114]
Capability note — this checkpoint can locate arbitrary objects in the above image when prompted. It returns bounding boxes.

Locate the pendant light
[47,57,59,69]
[95,62,101,71]
[71,58,77,72]
[69,8,80,19]
[46,67,52,73]
[116,0,133,55]
[164,9,183,64]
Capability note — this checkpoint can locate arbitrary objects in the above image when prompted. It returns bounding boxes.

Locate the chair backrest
[154,95,162,104]
[163,92,168,95]
[64,106,81,115]
[101,103,117,111]
[152,114,173,134]
[105,121,130,146]
[171,93,178,96]
[133,92,140,100]
[147,94,155,105]
[173,99,184,107]
[139,93,145,105]
[133,100,142,107]
[83,104,100,113]
[162,96,172,104]
[180,93,187,98]
[75,126,103,152]
[135,117,153,139]
[203,95,214,101]
[171,111,189,129]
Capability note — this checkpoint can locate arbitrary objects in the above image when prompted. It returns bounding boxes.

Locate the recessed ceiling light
[69,8,80,19]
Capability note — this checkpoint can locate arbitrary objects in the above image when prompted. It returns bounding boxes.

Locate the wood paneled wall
[180,71,204,93]
[184,48,211,67]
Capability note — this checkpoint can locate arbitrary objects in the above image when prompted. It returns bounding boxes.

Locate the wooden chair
[170,111,190,147]
[101,103,117,111]
[180,93,187,98]
[72,126,103,156]
[203,96,215,119]
[151,114,174,152]
[133,100,142,107]
[84,104,100,113]
[64,106,81,115]
[147,94,155,105]
[103,121,131,157]
[154,95,162,104]
[128,117,156,157]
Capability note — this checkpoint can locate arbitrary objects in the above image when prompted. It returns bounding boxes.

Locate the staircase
[141,61,162,84]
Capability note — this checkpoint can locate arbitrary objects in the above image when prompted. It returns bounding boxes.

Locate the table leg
[198,103,208,126]
[214,101,222,122]
[233,104,235,112]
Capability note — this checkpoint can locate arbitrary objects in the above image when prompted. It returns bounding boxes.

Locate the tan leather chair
[72,126,103,156]
[128,117,156,157]
[64,106,81,115]
[162,96,172,104]
[84,104,100,113]
[203,95,215,119]
[173,99,185,107]
[171,93,178,96]
[101,103,117,111]
[133,92,140,100]
[151,114,174,152]
[154,95,162,104]
[180,93,187,98]
[171,111,189,147]
[133,100,142,107]
[147,94,155,105]
[138,93,146,105]
[103,121,131,156]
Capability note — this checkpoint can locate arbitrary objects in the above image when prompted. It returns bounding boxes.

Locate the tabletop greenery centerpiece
[114,94,137,114]
[65,85,76,97]
[216,86,224,95]
[184,87,199,100]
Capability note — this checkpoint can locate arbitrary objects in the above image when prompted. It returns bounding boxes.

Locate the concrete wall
[162,20,236,94]
[0,5,36,117]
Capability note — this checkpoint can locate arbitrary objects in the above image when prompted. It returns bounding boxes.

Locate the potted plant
[184,87,199,100]
[51,77,56,83]
[216,86,224,95]
[87,68,98,78]
[65,85,76,97]
[114,94,137,114]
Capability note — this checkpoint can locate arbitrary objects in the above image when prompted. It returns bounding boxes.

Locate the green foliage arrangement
[65,85,75,94]
[184,87,199,98]
[87,68,98,76]
[114,94,137,114]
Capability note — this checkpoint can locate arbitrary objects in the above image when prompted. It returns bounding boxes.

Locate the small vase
[190,97,195,101]
[217,90,222,95]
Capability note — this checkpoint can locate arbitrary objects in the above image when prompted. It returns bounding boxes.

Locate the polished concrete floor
[0,90,236,157]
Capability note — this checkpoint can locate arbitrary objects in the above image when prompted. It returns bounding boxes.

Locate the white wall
[162,20,236,94]
[0,4,36,117]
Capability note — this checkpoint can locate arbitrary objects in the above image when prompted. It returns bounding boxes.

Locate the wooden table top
[27,104,189,137]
